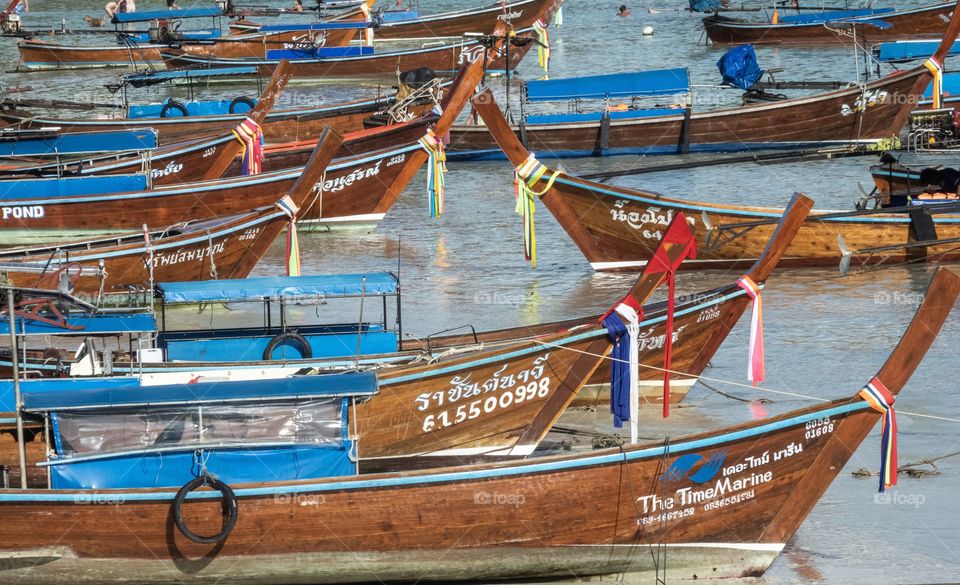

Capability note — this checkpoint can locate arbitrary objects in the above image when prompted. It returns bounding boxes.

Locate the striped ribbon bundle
[924,56,944,109]
[514,154,559,268]
[418,129,447,218]
[533,19,551,76]
[276,195,301,276]
[232,118,264,176]
[858,377,898,492]
[600,294,643,444]
[736,275,765,385]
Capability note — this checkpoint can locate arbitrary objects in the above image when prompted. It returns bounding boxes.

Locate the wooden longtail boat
[0,266,954,583]
[0,43,487,238]
[160,26,537,78]
[447,5,960,160]
[234,0,562,41]
[0,129,341,297]
[703,1,956,46]
[471,87,960,271]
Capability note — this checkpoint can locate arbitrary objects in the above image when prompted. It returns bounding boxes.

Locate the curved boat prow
[743,192,814,283]
[872,267,960,396]
[931,0,960,64]
[471,86,533,168]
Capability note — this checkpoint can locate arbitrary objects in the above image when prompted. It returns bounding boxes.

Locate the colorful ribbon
[554,5,563,28]
[514,153,559,268]
[641,215,697,417]
[601,294,643,443]
[276,195,301,276]
[736,275,765,386]
[924,57,944,109]
[418,128,447,218]
[533,19,551,76]
[232,117,264,176]
[858,377,898,492]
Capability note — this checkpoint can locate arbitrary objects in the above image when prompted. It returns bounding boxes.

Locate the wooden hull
[370,0,561,40]
[15,29,357,69]
[161,31,536,78]
[449,68,928,159]
[870,162,929,195]
[703,2,955,45]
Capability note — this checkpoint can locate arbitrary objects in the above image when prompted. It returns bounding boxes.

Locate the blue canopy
[525,68,690,102]
[877,39,960,62]
[157,273,399,303]
[924,71,960,100]
[0,129,157,156]
[0,174,148,200]
[717,44,764,90]
[259,21,369,32]
[22,370,378,411]
[778,7,893,25]
[689,0,721,12]
[265,46,374,60]
[0,312,156,336]
[123,66,258,85]
[112,7,222,23]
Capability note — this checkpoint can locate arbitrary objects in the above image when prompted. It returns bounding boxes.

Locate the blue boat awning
[157,273,400,303]
[0,129,157,156]
[778,7,893,25]
[877,39,960,62]
[0,312,156,336]
[113,7,222,23]
[525,68,690,102]
[122,66,258,85]
[21,370,378,411]
[259,21,370,32]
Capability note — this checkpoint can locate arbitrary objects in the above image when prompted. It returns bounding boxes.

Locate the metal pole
[7,288,27,489]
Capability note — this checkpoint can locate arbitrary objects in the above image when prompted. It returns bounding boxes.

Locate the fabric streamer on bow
[736,275,765,385]
[858,377,898,492]
[514,153,559,268]
[554,5,563,27]
[232,118,264,176]
[533,19,551,76]
[276,195,301,276]
[924,56,943,109]
[600,294,643,443]
[418,128,447,218]
[639,214,697,417]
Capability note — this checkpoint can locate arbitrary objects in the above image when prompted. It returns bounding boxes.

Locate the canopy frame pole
[7,288,28,489]
[354,275,366,370]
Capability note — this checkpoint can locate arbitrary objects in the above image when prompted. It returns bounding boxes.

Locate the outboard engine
[1,13,22,34]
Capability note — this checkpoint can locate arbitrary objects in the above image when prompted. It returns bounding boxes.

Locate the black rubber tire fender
[229,96,255,114]
[172,474,238,545]
[262,331,313,361]
[160,99,188,118]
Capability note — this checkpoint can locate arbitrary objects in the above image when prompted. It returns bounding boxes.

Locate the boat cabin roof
[258,21,370,32]
[0,129,157,156]
[157,273,400,303]
[112,7,223,23]
[0,312,156,336]
[525,68,690,102]
[20,370,378,412]
[122,66,258,87]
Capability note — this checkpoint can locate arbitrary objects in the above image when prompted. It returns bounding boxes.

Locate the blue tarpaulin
[123,66,257,85]
[0,312,156,336]
[778,7,893,25]
[22,370,378,411]
[717,44,764,90]
[112,7,222,23]
[157,273,399,303]
[0,174,148,199]
[0,129,157,156]
[525,68,690,102]
[265,46,374,60]
[259,22,370,32]
[877,40,960,62]
[689,0,721,12]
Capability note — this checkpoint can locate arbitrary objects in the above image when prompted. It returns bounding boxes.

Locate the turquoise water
[2,1,960,583]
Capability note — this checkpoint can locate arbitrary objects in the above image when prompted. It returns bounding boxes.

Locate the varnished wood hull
[703,2,954,45]
[364,0,561,40]
[449,68,928,159]
[0,263,952,585]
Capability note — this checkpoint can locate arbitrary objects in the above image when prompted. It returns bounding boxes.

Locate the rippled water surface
[3,1,960,583]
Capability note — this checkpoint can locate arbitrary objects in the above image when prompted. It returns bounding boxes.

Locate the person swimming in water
[617,4,631,17]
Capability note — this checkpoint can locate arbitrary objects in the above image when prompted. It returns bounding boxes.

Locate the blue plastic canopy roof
[0,312,156,336]
[22,370,378,411]
[877,40,960,62]
[259,21,370,31]
[123,66,258,84]
[0,174,148,199]
[0,129,157,156]
[157,273,399,303]
[924,71,960,99]
[778,7,893,25]
[689,0,721,12]
[112,7,222,23]
[525,68,690,102]
[717,44,764,90]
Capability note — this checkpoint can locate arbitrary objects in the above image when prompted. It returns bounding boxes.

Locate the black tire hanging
[262,331,313,360]
[172,474,238,545]
[160,100,188,118]
[228,96,255,114]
